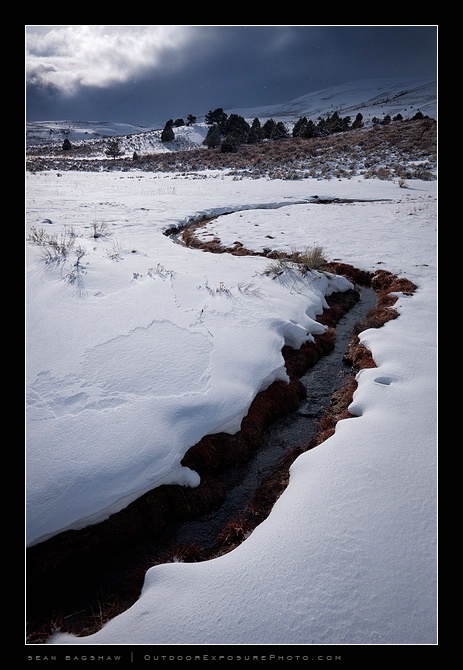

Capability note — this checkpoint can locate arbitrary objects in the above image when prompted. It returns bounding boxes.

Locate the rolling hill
[26,76,437,156]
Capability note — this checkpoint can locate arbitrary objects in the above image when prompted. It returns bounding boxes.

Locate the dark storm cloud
[25,25,437,125]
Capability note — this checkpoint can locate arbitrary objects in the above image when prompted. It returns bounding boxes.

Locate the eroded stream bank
[26,207,417,643]
[171,284,377,553]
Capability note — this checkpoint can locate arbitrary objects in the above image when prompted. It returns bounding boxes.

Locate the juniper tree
[293,117,308,138]
[262,118,276,139]
[203,123,221,149]
[224,114,250,146]
[205,108,228,133]
[352,113,364,129]
[271,121,289,139]
[247,118,264,143]
[161,120,175,142]
[105,139,122,159]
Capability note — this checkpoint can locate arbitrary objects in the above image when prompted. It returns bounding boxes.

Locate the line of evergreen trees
[101,107,429,158]
[159,105,430,153]
[160,108,368,152]
[201,108,290,152]
[200,108,366,152]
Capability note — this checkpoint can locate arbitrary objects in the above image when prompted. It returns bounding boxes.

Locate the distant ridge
[225,77,437,123]
[26,77,437,150]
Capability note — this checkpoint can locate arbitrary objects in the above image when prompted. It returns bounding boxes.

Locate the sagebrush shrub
[263,245,327,277]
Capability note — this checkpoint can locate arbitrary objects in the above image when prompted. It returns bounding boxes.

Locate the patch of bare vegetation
[26,119,436,181]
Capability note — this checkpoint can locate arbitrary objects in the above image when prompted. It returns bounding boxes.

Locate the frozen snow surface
[26,77,437,648]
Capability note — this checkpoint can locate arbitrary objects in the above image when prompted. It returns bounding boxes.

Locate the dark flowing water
[172,286,376,550]
[28,198,381,641]
[27,283,376,642]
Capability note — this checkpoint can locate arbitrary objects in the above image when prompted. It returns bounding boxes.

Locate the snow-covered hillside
[227,77,437,124]
[25,120,156,148]
[26,76,437,152]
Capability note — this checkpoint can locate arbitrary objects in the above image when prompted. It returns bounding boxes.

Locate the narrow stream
[28,203,380,642]
[27,283,376,642]
[172,285,376,550]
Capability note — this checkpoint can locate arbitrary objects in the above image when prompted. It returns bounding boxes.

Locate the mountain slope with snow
[227,77,436,123]
[26,76,437,152]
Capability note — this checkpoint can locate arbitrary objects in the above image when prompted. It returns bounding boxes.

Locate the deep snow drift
[26,169,437,645]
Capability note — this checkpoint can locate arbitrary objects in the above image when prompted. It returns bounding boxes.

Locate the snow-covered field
[26,170,437,645]
[26,77,437,651]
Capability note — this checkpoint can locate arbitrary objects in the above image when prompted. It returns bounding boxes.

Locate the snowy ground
[26,169,437,648]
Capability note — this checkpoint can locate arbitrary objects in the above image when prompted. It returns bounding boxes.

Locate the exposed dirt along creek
[26,209,417,644]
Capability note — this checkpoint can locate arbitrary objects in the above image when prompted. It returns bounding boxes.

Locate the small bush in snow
[293,245,327,271]
[29,226,77,265]
[147,263,175,279]
[262,245,327,277]
[91,222,109,238]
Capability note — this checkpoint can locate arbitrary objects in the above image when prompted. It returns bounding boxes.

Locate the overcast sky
[25,25,437,127]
